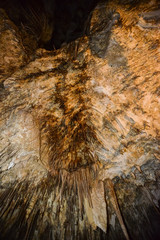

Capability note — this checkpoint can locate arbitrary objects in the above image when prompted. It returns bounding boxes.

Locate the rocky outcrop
[0,0,160,239]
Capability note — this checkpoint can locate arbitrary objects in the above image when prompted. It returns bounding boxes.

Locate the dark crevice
[0,0,100,50]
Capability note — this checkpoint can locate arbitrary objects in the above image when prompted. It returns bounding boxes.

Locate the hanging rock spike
[131,172,136,179]
[105,179,130,240]
[135,165,142,173]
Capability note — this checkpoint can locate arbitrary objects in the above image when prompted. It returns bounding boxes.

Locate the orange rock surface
[0,1,160,239]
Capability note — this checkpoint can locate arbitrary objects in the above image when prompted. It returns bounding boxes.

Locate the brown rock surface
[0,9,27,79]
[0,1,160,239]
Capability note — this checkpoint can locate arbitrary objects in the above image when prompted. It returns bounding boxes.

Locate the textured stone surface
[0,9,27,78]
[0,0,160,239]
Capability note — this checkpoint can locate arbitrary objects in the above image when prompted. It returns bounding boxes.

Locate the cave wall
[0,0,160,239]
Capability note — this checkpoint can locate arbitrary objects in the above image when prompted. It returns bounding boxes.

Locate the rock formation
[0,0,160,239]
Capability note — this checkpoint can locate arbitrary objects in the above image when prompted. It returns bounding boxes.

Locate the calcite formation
[0,1,160,239]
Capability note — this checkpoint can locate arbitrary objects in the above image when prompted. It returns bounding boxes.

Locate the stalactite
[0,0,160,239]
[105,179,130,240]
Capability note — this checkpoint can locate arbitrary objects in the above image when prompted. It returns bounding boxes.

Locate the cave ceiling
[0,0,160,239]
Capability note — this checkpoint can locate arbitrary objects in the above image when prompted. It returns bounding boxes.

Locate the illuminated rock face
[0,1,160,239]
